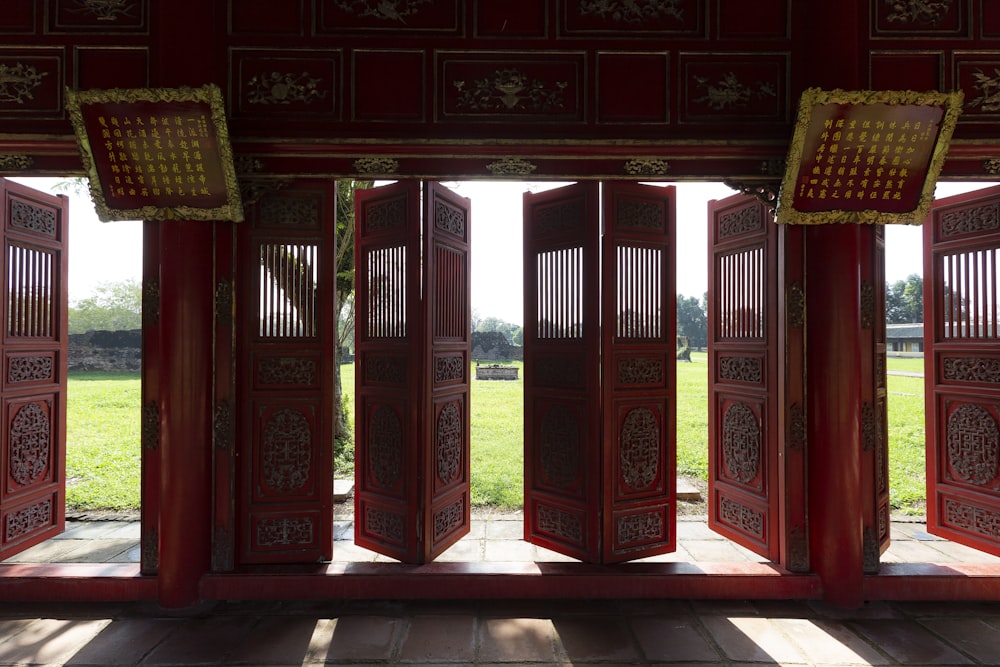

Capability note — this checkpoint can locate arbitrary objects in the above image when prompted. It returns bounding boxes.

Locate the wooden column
[156,220,215,607]
[152,1,219,607]
[796,2,867,607]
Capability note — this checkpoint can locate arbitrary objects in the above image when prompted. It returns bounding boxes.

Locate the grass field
[65,353,931,514]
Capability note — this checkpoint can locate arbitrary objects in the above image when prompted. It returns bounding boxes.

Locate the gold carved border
[777,88,963,225]
[65,84,243,222]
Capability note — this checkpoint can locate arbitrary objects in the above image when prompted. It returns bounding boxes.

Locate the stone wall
[68,329,141,372]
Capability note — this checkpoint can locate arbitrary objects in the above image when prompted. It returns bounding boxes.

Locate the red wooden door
[524,182,676,563]
[236,180,336,564]
[600,182,676,562]
[354,181,472,563]
[861,226,891,571]
[523,182,602,561]
[707,193,781,562]
[0,178,68,561]
[925,184,1000,556]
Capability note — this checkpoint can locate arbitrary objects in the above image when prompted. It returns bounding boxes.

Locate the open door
[235,180,336,565]
[0,178,68,561]
[523,181,676,563]
[354,181,472,563]
[925,184,1000,557]
[707,193,781,562]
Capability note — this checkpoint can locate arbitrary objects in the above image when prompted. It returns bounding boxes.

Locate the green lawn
[65,354,931,514]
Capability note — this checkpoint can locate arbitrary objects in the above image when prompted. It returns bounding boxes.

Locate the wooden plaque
[66,84,243,222]
[777,88,963,225]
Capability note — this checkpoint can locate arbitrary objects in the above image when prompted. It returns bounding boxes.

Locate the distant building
[886,323,923,354]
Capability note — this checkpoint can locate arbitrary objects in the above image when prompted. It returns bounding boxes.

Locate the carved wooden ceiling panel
[0,1,997,182]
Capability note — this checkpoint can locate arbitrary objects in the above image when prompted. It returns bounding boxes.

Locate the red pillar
[156,221,215,607]
[152,0,218,608]
[789,1,869,607]
[805,225,865,607]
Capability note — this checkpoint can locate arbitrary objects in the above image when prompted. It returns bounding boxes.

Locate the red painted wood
[924,184,1000,557]
[236,181,336,565]
[354,181,422,563]
[523,183,602,562]
[212,222,237,572]
[600,182,676,563]
[860,226,891,572]
[157,220,214,607]
[420,182,472,562]
[140,221,160,575]
[707,194,780,562]
[777,224,809,572]
[0,179,68,562]
[806,224,865,608]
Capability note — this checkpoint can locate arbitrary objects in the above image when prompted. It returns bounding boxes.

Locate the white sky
[10,177,997,322]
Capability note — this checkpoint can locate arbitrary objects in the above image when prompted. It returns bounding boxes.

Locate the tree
[333,179,371,467]
[886,274,923,323]
[676,292,708,350]
[68,278,142,333]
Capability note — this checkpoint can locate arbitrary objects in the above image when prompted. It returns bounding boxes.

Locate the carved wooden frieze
[364,355,406,385]
[938,201,1000,237]
[871,0,965,38]
[316,0,462,35]
[942,356,1000,384]
[257,356,319,387]
[533,354,585,388]
[718,202,762,238]
[533,198,585,235]
[5,498,52,542]
[260,408,313,495]
[487,158,537,177]
[234,51,341,118]
[7,354,54,384]
[617,198,665,230]
[958,57,1000,123]
[617,356,664,386]
[49,0,148,32]
[258,193,322,227]
[536,502,584,545]
[9,401,51,487]
[722,401,762,487]
[363,196,406,233]
[0,53,61,116]
[433,496,463,541]
[562,0,705,37]
[368,404,403,489]
[364,503,406,545]
[141,400,159,451]
[624,159,670,176]
[0,155,33,171]
[439,53,585,123]
[945,402,1000,487]
[9,199,57,237]
[436,401,462,486]
[679,54,787,124]
[255,516,315,547]
[434,355,464,384]
[539,403,581,490]
[616,510,664,548]
[719,495,765,540]
[619,407,660,491]
[718,355,763,385]
[435,198,466,238]
[943,496,1000,540]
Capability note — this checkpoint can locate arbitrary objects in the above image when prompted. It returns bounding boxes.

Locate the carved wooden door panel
[523,182,602,562]
[236,180,336,564]
[354,181,472,563]
[925,184,1000,556]
[707,193,781,562]
[0,179,68,561]
[600,182,676,563]
[861,225,891,572]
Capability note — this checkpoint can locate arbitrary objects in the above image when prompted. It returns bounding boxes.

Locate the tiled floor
[1,596,1000,665]
[6,511,1000,566]
[3,514,1000,665]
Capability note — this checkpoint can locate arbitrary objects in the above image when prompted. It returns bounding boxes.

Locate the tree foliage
[68,278,142,333]
[886,274,923,324]
[676,292,708,349]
